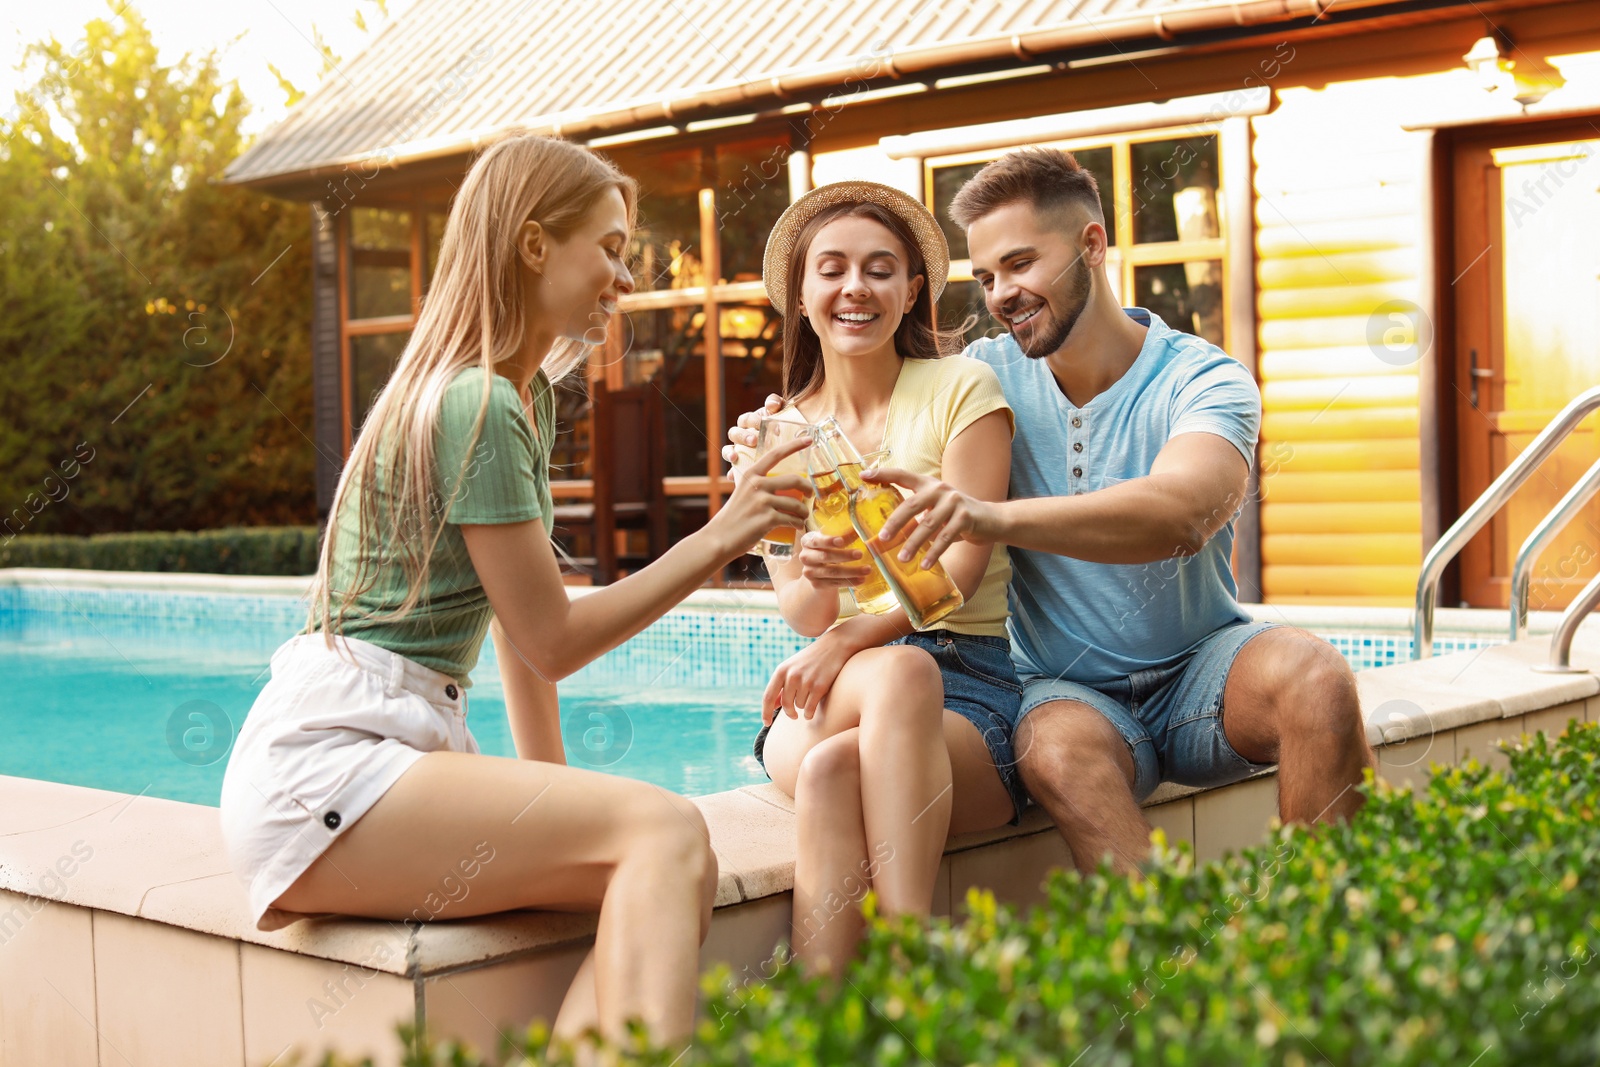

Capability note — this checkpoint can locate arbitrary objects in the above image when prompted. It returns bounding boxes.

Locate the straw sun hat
[761,180,950,311]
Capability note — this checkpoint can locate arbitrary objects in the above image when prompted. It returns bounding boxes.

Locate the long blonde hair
[306,134,637,642]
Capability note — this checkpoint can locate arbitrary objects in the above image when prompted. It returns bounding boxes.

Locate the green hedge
[358,722,1600,1066]
[0,526,320,575]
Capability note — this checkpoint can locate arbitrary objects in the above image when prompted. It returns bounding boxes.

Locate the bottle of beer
[813,417,964,630]
[807,445,898,615]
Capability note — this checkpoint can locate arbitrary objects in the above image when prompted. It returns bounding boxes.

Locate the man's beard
[1014,253,1091,360]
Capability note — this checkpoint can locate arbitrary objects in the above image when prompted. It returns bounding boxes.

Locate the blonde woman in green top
[219,135,810,1049]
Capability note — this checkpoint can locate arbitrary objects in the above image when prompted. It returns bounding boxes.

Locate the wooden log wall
[1251,85,1428,605]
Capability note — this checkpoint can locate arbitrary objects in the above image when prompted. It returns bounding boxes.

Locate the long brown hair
[780,201,945,402]
[307,134,636,643]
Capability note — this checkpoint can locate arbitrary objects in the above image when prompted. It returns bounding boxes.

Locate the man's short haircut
[948,147,1105,232]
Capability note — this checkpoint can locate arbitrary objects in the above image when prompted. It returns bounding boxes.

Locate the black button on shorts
[445,683,459,700]
[324,811,342,830]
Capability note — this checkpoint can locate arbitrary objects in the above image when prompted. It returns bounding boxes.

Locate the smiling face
[796,215,924,361]
[967,200,1097,360]
[534,185,635,344]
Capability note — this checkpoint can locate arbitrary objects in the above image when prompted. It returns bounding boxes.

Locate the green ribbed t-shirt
[307,366,555,687]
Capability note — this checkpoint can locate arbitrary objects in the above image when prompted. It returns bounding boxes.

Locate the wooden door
[1450,123,1600,610]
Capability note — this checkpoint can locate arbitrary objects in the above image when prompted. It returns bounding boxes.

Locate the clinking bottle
[808,460,899,616]
[813,417,964,631]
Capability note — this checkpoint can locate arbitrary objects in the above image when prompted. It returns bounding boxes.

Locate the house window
[341,202,586,453]
[343,206,418,438]
[348,208,413,319]
[719,300,784,436]
[630,147,704,293]
[424,210,448,290]
[937,279,998,348]
[349,330,409,433]
[926,130,1226,347]
[715,137,792,283]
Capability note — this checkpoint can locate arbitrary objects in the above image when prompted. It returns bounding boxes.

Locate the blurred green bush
[0,526,319,575]
[1,10,316,535]
[356,722,1600,1066]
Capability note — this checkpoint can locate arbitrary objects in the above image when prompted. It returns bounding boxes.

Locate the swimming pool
[0,582,812,806]
[0,578,1510,806]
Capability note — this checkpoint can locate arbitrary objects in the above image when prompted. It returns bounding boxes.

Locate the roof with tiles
[225,0,1439,187]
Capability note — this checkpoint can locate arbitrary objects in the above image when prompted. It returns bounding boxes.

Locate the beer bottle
[806,449,898,615]
[814,417,964,630]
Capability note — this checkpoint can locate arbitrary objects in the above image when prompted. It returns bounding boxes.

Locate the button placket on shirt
[1068,412,1087,487]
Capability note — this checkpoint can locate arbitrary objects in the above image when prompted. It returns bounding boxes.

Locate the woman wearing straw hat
[739,181,1027,975]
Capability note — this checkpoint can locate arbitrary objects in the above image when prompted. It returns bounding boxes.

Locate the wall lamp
[1463,34,1566,107]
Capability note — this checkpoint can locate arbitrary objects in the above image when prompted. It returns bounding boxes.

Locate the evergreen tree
[0,5,315,535]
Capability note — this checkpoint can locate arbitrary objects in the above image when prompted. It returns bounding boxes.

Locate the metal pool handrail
[1510,455,1600,641]
[1412,384,1600,660]
[1532,572,1600,674]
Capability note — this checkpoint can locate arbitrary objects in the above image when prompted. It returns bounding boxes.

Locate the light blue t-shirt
[966,309,1261,687]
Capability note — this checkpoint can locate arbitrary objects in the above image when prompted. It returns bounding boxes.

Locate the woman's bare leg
[761,646,1013,974]
[272,751,717,1047]
[851,651,951,917]
[552,949,600,1042]
[787,729,871,972]
[942,709,1016,838]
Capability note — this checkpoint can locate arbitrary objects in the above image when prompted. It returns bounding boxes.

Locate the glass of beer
[756,416,815,559]
[727,438,766,557]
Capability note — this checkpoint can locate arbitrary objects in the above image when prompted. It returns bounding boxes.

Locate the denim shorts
[1017,621,1280,803]
[754,630,1029,825]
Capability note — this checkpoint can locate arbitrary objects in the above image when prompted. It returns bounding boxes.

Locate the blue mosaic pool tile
[1,584,1512,689]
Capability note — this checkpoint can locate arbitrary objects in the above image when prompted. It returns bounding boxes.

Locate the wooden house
[227,0,1600,606]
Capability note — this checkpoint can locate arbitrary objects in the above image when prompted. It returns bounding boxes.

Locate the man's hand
[720,393,785,482]
[868,466,1003,569]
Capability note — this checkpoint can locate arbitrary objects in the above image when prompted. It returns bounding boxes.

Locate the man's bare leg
[1015,701,1151,874]
[1219,626,1374,823]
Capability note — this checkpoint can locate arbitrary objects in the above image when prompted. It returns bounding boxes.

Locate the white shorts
[220,633,479,931]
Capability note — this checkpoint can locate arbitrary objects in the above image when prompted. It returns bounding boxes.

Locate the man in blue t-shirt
[870,148,1374,873]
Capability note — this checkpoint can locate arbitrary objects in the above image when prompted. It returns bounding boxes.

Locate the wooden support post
[701,148,725,585]
[1220,115,1261,603]
[592,323,619,584]
[701,156,724,518]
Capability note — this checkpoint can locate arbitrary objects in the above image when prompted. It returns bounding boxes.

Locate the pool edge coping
[0,566,1579,637]
[2,632,1597,978]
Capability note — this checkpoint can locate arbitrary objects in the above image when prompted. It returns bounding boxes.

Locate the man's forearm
[990,476,1219,565]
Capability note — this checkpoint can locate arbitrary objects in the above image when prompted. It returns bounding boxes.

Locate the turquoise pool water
[0,585,807,806]
[0,584,1501,806]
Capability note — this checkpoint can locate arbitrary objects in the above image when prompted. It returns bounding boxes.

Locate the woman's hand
[720,393,786,480]
[762,629,858,725]
[703,432,813,560]
[796,530,876,589]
